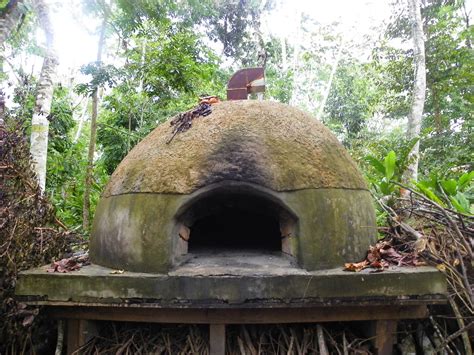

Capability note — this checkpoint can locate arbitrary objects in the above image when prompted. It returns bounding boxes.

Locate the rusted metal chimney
[227,67,265,100]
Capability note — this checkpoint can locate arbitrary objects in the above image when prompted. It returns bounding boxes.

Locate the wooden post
[66,319,98,355]
[210,324,226,355]
[372,320,397,355]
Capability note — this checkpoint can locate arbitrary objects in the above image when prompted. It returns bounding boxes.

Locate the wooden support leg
[210,323,226,355]
[372,320,397,355]
[66,319,98,355]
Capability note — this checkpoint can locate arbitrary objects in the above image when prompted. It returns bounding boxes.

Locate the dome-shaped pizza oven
[90,100,376,273]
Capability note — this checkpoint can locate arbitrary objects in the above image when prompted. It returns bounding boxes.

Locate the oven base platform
[16,261,446,354]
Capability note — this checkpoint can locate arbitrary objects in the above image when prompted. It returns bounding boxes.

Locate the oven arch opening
[189,194,281,252]
[175,184,297,256]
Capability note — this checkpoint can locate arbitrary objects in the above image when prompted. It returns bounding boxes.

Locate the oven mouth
[188,194,282,252]
[175,184,298,257]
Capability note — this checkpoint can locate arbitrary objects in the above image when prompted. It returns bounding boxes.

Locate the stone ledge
[16,264,446,307]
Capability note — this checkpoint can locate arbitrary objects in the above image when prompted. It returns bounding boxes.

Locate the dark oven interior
[178,189,296,255]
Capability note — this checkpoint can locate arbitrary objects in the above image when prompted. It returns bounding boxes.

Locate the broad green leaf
[416,183,445,206]
[450,192,471,214]
[364,156,385,175]
[379,179,394,196]
[384,151,396,180]
[458,171,474,190]
[449,196,464,213]
[440,179,457,196]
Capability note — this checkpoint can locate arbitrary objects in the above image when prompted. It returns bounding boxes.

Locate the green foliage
[113,0,175,33]
[203,0,265,61]
[360,133,419,197]
[262,36,294,103]
[10,70,36,119]
[419,1,474,175]
[47,86,75,152]
[371,44,413,119]
[129,28,221,98]
[97,87,158,174]
[4,0,472,246]
[365,150,399,196]
[113,0,268,66]
[75,62,119,96]
[1,2,39,58]
[96,67,226,174]
[266,65,293,104]
[4,65,91,232]
[375,0,473,178]
[94,13,228,174]
[44,86,89,230]
[415,171,474,214]
[325,59,380,143]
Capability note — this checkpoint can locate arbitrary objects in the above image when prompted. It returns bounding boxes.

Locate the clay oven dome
[91,100,376,273]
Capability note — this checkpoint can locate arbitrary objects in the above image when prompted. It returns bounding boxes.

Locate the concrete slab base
[16,263,446,355]
[16,263,446,306]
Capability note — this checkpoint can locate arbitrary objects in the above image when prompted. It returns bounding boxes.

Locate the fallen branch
[370,184,473,354]
[392,181,473,258]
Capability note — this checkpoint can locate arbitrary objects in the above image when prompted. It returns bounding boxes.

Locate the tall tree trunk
[0,0,26,123]
[462,0,471,48]
[30,0,58,192]
[281,36,287,71]
[317,41,343,120]
[403,0,426,184]
[73,102,89,143]
[291,9,302,72]
[0,0,25,61]
[82,18,106,231]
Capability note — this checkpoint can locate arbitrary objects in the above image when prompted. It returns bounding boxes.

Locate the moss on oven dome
[103,100,368,197]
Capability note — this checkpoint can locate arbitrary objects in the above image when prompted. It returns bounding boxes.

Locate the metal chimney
[227,67,265,100]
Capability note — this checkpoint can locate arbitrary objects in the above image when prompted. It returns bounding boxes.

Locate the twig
[392,181,473,257]
[434,320,474,353]
[54,216,68,231]
[428,317,456,355]
[317,325,329,355]
[448,296,473,354]
[343,331,348,355]
[55,320,64,355]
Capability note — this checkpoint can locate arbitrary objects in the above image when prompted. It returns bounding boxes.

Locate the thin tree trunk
[30,0,58,192]
[0,0,25,61]
[403,0,426,184]
[317,41,343,120]
[462,1,471,48]
[292,9,302,71]
[82,17,107,231]
[0,0,26,123]
[281,36,287,71]
[289,10,302,106]
[137,38,146,92]
[73,101,89,143]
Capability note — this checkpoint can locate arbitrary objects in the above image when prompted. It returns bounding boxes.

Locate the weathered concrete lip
[16,264,447,308]
[171,250,306,276]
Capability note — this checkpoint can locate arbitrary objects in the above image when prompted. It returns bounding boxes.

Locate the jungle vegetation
[0,0,472,353]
